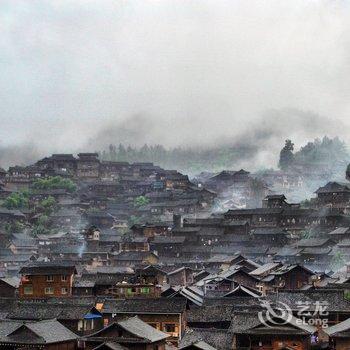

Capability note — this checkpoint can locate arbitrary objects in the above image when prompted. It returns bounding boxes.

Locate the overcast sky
[1,0,350,165]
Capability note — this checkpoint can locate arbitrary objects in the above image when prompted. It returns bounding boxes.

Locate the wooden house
[105,282,161,298]
[0,319,78,349]
[0,208,26,225]
[111,251,159,267]
[120,237,149,252]
[224,208,283,228]
[36,154,77,175]
[167,267,194,286]
[326,317,350,350]
[232,311,318,350]
[77,153,100,180]
[204,169,250,191]
[87,181,122,198]
[50,208,81,228]
[250,227,289,245]
[99,161,129,179]
[266,264,315,291]
[101,298,187,343]
[262,194,289,208]
[151,236,186,256]
[83,316,169,350]
[0,277,19,297]
[84,211,115,228]
[136,265,168,285]
[315,182,350,208]
[18,262,77,299]
[180,328,233,350]
[7,301,103,336]
[131,223,170,238]
[328,227,350,241]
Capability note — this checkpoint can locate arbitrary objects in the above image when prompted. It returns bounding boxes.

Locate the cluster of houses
[1,254,350,349]
[1,154,350,348]
[0,154,216,225]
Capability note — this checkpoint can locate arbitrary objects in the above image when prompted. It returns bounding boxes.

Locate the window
[23,285,33,295]
[61,275,68,282]
[46,275,54,282]
[61,287,68,295]
[84,319,94,331]
[164,323,176,333]
[45,287,54,295]
[141,287,150,294]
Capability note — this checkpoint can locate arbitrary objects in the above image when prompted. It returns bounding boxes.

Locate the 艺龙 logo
[258,299,293,327]
[258,299,329,329]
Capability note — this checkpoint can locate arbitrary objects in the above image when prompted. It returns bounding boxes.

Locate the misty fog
[1,0,350,168]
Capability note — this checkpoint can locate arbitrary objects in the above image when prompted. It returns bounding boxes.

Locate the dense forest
[99,136,349,176]
[99,143,258,174]
[279,136,349,173]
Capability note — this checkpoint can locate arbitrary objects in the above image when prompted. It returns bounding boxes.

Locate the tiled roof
[19,261,76,275]
[102,298,187,314]
[118,316,169,342]
[7,302,100,320]
[180,328,234,350]
[0,319,78,343]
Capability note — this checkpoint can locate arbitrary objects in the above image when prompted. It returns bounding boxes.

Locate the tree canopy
[32,176,76,193]
[294,136,348,167]
[278,139,294,170]
[4,191,29,210]
[134,196,150,208]
[99,143,257,174]
[37,196,56,215]
[278,136,349,172]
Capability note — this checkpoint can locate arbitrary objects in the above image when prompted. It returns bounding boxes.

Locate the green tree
[109,144,117,161]
[4,191,29,209]
[38,196,56,215]
[279,139,295,170]
[32,223,50,236]
[301,230,312,239]
[300,199,311,209]
[32,176,76,193]
[294,136,348,170]
[117,144,127,161]
[5,220,25,233]
[38,214,49,227]
[128,215,141,226]
[32,214,52,236]
[134,196,150,208]
[347,163,350,181]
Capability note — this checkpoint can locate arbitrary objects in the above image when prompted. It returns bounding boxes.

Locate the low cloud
[1,1,350,168]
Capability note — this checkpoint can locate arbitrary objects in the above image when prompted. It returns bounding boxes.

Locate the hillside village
[1,153,350,348]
